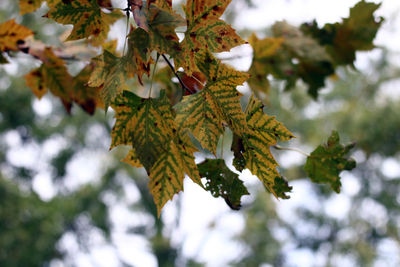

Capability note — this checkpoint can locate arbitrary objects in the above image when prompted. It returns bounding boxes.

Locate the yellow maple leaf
[25,67,47,99]
[175,52,249,154]
[0,19,33,52]
[111,91,202,216]
[233,96,295,198]
[175,0,246,75]
[45,0,123,45]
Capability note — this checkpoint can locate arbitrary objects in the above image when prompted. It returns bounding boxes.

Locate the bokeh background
[1,0,400,266]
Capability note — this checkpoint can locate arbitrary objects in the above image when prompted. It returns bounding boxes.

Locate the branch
[273,145,310,157]
[161,54,195,94]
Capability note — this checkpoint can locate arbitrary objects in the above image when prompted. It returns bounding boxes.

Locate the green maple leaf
[231,95,294,198]
[305,131,356,193]
[198,159,249,210]
[111,90,201,215]
[175,52,249,154]
[45,0,122,45]
[175,0,246,75]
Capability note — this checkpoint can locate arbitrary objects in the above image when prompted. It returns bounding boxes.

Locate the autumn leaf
[145,3,185,57]
[111,90,201,215]
[271,21,334,98]
[231,95,294,198]
[198,159,249,210]
[0,19,33,52]
[175,0,246,75]
[88,51,130,109]
[25,48,102,114]
[25,67,47,99]
[301,1,383,66]
[175,52,249,154]
[45,0,123,45]
[248,23,334,98]
[304,131,356,193]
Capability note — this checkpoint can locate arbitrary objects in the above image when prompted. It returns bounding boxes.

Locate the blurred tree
[0,0,399,267]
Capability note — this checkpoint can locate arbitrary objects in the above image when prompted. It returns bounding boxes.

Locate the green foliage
[305,131,356,193]
[248,0,382,98]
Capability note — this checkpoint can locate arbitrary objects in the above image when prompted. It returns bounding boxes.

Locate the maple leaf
[25,67,47,99]
[145,3,185,57]
[248,23,334,98]
[301,1,383,66]
[304,131,356,193]
[198,159,249,210]
[0,19,33,52]
[88,51,130,109]
[111,90,201,215]
[231,95,294,198]
[175,0,246,75]
[175,52,249,154]
[271,21,334,98]
[45,0,123,45]
[25,48,102,114]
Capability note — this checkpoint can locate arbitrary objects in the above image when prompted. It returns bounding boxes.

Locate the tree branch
[161,54,195,95]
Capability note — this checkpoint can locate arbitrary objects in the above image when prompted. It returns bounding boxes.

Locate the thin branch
[161,54,195,94]
[273,145,310,157]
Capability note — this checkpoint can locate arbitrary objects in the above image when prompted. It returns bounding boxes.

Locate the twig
[273,145,310,157]
[161,54,195,95]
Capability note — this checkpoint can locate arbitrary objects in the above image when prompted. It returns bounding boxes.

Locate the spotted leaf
[231,96,294,198]
[175,52,249,154]
[0,19,33,52]
[305,131,356,193]
[175,0,246,75]
[45,0,123,44]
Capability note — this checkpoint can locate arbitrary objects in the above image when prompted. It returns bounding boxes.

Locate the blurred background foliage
[0,0,399,266]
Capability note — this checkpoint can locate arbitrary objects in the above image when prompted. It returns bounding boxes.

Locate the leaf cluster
[0,0,381,215]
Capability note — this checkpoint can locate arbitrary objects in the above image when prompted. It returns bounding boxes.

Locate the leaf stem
[149,54,160,98]
[273,145,310,157]
[122,4,131,56]
[161,54,195,95]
